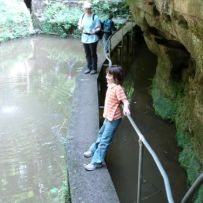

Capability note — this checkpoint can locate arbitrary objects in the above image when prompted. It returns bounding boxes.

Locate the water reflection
[0,35,83,202]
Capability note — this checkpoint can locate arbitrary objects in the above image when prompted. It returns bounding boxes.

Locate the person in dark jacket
[102,13,116,53]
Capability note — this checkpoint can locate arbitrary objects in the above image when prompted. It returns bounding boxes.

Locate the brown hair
[106,65,123,85]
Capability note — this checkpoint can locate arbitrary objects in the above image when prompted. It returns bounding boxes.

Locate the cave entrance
[148,26,195,83]
[24,0,32,11]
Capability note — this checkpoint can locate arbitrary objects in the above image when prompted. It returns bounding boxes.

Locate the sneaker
[84,163,103,171]
[84,69,91,74]
[90,70,97,75]
[84,150,93,158]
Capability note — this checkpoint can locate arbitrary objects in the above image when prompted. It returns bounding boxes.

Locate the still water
[0,35,83,203]
[104,43,187,202]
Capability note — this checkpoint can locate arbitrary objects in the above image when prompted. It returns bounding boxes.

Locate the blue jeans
[89,118,121,165]
[102,33,111,53]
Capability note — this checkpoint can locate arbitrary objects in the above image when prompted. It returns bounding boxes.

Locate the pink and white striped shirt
[103,83,127,121]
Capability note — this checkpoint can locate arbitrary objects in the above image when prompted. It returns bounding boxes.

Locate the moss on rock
[151,80,176,120]
[127,0,203,201]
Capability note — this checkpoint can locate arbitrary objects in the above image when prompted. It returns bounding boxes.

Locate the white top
[78,13,100,43]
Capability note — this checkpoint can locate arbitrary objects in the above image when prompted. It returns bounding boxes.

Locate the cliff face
[127,0,203,189]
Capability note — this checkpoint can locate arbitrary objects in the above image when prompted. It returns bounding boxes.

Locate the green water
[0,35,83,203]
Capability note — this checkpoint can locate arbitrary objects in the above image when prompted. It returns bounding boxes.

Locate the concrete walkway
[66,43,119,203]
[67,22,136,202]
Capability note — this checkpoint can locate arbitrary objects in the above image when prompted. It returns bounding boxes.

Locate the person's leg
[106,34,111,53]
[103,33,109,53]
[83,43,92,73]
[84,119,107,158]
[90,119,121,165]
[89,41,98,74]
[89,119,107,152]
[102,34,108,51]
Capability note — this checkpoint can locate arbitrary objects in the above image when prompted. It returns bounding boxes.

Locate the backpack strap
[93,14,95,21]
[80,13,85,26]
[81,13,85,20]
[82,13,95,21]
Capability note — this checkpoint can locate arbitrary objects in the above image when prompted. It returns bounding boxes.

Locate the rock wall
[32,0,48,17]
[126,0,203,198]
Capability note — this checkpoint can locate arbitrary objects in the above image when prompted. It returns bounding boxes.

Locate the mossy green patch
[149,48,203,202]
[194,186,203,203]
[151,80,176,120]
[177,130,200,184]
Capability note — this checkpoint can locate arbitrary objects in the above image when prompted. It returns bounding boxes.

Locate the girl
[84,65,130,171]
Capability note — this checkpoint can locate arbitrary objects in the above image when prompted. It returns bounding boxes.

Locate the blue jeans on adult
[102,33,111,53]
[89,118,121,165]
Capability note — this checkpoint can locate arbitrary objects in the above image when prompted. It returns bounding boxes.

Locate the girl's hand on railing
[123,106,130,115]
[123,100,130,116]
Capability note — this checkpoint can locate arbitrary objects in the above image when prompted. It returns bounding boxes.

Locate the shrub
[40,1,130,38]
[0,0,33,42]
[41,3,81,38]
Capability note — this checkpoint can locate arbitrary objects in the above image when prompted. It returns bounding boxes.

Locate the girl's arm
[116,86,130,115]
[122,99,130,115]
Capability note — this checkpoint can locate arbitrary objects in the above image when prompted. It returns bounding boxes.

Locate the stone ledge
[67,45,119,203]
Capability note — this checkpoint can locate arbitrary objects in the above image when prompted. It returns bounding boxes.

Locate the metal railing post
[181,173,203,203]
[103,20,203,203]
[126,114,175,203]
[137,139,143,203]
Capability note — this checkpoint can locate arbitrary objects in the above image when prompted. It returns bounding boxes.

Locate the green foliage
[194,186,203,203]
[122,73,135,102]
[0,0,130,41]
[176,128,203,203]
[153,77,203,202]
[40,1,130,38]
[92,0,130,29]
[41,3,82,37]
[92,0,129,18]
[0,0,33,42]
[176,129,200,183]
[175,98,193,134]
[176,129,190,149]
[179,144,201,183]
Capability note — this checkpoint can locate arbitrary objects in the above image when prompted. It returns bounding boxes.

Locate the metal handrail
[126,114,175,203]
[181,173,203,203]
[126,114,203,203]
[102,21,176,203]
[103,19,203,203]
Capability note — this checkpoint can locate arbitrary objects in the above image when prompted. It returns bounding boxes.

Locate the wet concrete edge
[66,53,119,203]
